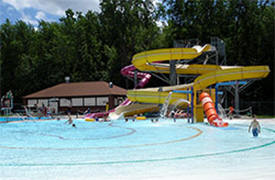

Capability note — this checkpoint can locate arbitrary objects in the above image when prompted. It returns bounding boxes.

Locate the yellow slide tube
[127,44,270,105]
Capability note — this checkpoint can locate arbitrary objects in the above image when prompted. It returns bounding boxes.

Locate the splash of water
[172,99,190,110]
[218,104,227,119]
[24,106,34,118]
[160,92,173,118]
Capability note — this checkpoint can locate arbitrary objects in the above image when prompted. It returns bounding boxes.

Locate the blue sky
[0,0,100,25]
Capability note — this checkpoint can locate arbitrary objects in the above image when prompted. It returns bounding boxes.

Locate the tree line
[0,0,274,113]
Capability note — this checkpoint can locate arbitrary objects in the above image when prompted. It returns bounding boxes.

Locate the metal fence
[240,101,275,116]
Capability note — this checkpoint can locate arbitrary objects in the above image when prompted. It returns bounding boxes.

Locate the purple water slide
[120,65,151,88]
[85,65,151,119]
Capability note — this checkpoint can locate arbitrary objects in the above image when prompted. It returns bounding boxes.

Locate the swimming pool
[0,118,274,180]
[0,116,52,123]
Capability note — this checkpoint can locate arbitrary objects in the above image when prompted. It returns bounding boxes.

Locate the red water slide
[120,65,151,88]
[199,92,228,127]
[85,65,151,119]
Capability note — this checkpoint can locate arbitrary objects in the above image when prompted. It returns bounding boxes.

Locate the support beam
[172,90,192,94]
[235,82,240,116]
[169,60,177,85]
[150,72,170,84]
[191,87,194,123]
[215,81,247,112]
[187,88,190,123]
[171,89,193,123]
[134,70,137,88]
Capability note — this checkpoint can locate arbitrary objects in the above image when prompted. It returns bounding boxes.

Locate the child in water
[65,114,76,127]
[65,115,73,125]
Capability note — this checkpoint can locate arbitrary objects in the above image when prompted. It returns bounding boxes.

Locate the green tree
[99,0,162,87]
[0,20,35,99]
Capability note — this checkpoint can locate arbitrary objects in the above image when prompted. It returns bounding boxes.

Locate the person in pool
[248,115,261,137]
[65,114,73,125]
[170,110,176,122]
[64,115,76,127]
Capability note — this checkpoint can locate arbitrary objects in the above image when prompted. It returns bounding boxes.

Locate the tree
[0,20,35,99]
[99,0,162,87]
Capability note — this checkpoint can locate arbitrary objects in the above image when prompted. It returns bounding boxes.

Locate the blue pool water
[0,116,52,123]
[0,118,275,180]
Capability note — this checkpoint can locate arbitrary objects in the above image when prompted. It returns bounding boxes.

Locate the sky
[0,0,100,25]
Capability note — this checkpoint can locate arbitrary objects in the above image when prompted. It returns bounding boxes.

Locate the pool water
[0,118,275,180]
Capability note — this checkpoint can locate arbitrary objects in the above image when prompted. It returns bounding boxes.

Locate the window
[27,99,37,107]
[84,97,96,106]
[38,99,48,106]
[97,97,108,106]
[72,98,83,106]
[60,98,71,107]
[115,97,124,106]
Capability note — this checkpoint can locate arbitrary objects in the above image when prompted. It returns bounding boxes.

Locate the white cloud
[22,13,38,26]
[3,0,31,10]
[3,0,100,16]
[7,6,15,12]
[35,11,46,20]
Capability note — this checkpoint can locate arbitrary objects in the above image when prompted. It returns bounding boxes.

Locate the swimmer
[65,115,73,125]
[170,110,176,122]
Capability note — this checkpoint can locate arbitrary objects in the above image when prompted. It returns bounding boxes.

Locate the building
[23,81,127,114]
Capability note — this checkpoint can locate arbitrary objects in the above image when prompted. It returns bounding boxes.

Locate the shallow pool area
[0,118,275,180]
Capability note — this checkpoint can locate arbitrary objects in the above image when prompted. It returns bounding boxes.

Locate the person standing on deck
[248,115,261,137]
[228,106,234,119]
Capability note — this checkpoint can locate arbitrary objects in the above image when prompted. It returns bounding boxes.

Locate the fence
[240,101,275,116]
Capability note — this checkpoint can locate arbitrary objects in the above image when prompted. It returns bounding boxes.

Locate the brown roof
[23,81,127,99]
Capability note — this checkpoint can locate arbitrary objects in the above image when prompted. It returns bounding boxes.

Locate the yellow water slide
[108,104,159,120]
[127,66,269,104]
[126,44,270,122]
